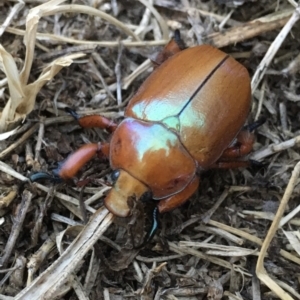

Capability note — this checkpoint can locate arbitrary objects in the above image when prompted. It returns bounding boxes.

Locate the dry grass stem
[256,161,300,300]
[251,5,300,92]
[15,209,113,300]
[287,0,298,8]
[195,224,244,245]
[205,9,293,48]
[169,242,251,276]
[208,220,300,265]
[0,190,33,268]
[138,0,169,39]
[283,230,300,257]
[0,1,24,37]
[5,27,169,47]
[179,241,258,257]
[48,4,140,41]
[250,135,300,161]
[0,160,98,213]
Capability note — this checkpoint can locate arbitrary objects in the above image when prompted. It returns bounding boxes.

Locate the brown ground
[0,0,300,299]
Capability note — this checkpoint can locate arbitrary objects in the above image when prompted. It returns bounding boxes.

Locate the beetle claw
[249,159,265,168]
[174,29,186,50]
[29,172,62,183]
[65,107,80,120]
[134,206,159,249]
[244,117,266,132]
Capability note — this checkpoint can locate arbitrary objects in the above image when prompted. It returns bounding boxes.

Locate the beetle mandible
[32,31,261,243]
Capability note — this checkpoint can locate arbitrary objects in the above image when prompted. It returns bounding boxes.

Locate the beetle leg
[56,142,110,180]
[30,142,110,182]
[65,107,117,133]
[219,130,255,159]
[211,160,251,169]
[211,130,257,169]
[152,29,186,67]
[157,176,200,213]
[212,118,266,169]
[220,118,266,159]
[212,159,264,169]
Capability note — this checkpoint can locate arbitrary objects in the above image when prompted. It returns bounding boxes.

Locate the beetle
[31,30,262,244]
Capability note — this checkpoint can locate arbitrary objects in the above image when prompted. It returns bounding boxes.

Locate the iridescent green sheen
[179,105,205,129]
[127,119,179,161]
[162,115,181,132]
[130,99,185,121]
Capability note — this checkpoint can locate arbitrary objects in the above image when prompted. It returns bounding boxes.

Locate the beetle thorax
[110,118,196,199]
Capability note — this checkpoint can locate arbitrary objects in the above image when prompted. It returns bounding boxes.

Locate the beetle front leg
[30,142,110,182]
[57,142,110,180]
[157,176,199,213]
[65,108,117,133]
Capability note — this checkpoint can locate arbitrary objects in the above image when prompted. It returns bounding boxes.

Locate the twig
[204,9,292,48]
[49,4,140,42]
[250,135,300,161]
[208,219,300,265]
[115,41,124,107]
[256,161,300,300]
[0,160,97,213]
[34,118,44,164]
[0,0,24,37]
[137,0,169,40]
[14,208,114,300]
[5,27,168,47]
[0,190,33,268]
[0,113,120,160]
[251,6,300,92]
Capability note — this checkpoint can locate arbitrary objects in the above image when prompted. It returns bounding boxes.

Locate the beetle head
[104,169,148,217]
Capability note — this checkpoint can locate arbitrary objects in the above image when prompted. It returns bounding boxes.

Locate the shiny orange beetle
[32,31,262,243]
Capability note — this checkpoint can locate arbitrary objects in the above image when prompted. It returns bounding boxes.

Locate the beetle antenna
[65,107,80,120]
[134,206,159,249]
